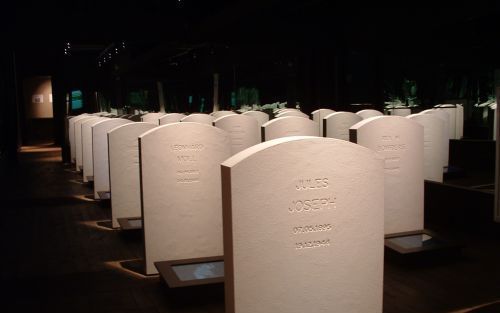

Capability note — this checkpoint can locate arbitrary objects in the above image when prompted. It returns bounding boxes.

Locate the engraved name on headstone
[350,116,424,235]
[139,122,231,275]
[222,136,384,313]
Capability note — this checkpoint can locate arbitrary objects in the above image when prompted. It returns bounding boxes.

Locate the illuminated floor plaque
[385,230,460,254]
[155,256,224,288]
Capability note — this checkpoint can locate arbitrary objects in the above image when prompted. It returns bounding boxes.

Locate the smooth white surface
[158,113,187,125]
[82,117,107,182]
[323,112,362,140]
[140,113,165,125]
[350,116,424,235]
[139,122,231,275]
[74,116,100,171]
[456,104,464,139]
[92,119,131,199]
[181,113,215,125]
[275,110,309,118]
[423,109,450,167]
[213,114,260,154]
[261,116,319,141]
[311,109,335,135]
[211,110,237,119]
[222,136,384,313]
[408,114,445,182]
[435,105,457,139]
[241,111,270,127]
[68,114,88,163]
[109,122,156,228]
[356,109,383,119]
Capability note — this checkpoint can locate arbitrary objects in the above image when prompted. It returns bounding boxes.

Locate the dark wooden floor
[1,144,499,313]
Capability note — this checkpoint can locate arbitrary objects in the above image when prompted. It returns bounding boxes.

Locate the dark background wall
[2,1,500,166]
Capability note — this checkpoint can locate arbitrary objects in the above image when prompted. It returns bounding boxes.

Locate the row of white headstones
[67,105,463,313]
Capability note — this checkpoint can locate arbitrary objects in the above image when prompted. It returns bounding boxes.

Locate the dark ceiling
[6,1,500,75]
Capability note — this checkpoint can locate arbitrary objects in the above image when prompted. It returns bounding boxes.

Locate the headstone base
[117,217,142,230]
[155,256,224,288]
[97,191,111,200]
[96,220,113,230]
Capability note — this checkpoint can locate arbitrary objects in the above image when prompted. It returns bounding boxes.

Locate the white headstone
[408,114,445,182]
[181,113,215,125]
[139,122,231,275]
[241,111,269,127]
[350,116,424,235]
[456,104,464,139]
[158,113,187,125]
[108,122,157,228]
[435,105,458,139]
[261,117,319,141]
[356,109,383,119]
[141,113,165,125]
[82,117,107,182]
[92,119,131,199]
[222,136,384,313]
[311,109,335,136]
[275,110,309,119]
[492,102,498,141]
[74,116,101,171]
[323,112,362,140]
[423,109,450,167]
[213,114,260,154]
[211,110,237,119]
[68,114,88,163]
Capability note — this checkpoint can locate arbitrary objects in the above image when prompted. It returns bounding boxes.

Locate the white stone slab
[456,104,464,139]
[75,116,101,171]
[140,113,165,125]
[211,110,237,119]
[261,117,319,141]
[213,114,260,154]
[311,109,335,135]
[92,119,131,199]
[323,112,362,140]
[82,117,108,182]
[275,110,309,119]
[408,114,445,183]
[139,122,231,275]
[241,111,269,127]
[356,109,383,119]
[68,114,88,163]
[350,116,424,235]
[423,109,450,167]
[435,105,457,140]
[222,136,384,313]
[181,113,215,125]
[108,122,157,228]
[158,113,187,125]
